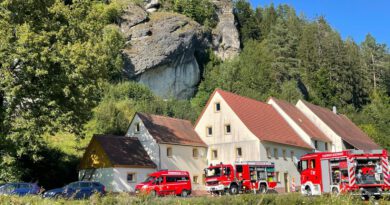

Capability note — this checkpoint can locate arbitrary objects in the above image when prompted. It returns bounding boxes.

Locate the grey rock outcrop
[122,12,204,99]
[212,0,240,60]
[120,4,148,34]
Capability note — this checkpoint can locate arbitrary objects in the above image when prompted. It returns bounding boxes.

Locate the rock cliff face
[121,11,204,99]
[120,1,240,99]
[212,0,240,60]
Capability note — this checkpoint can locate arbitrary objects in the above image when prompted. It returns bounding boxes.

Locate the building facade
[194,89,314,192]
[78,135,156,192]
[126,113,208,190]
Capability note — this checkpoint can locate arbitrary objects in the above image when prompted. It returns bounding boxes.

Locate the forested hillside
[0,0,389,188]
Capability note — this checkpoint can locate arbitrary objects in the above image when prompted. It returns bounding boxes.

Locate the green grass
[1,193,390,205]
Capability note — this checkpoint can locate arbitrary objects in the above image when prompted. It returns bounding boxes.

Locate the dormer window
[135,123,141,133]
[215,102,221,112]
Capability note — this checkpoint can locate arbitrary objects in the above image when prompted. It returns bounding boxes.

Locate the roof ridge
[217,89,272,107]
[138,112,192,123]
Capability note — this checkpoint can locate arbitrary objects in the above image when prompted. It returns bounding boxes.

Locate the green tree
[234,0,261,43]
[0,0,124,182]
[361,34,388,92]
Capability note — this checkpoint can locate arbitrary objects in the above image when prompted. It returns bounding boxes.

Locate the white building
[296,100,381,151]
[268,97,332,152]
[79,135,156,192]
[194,89,314,193]
[126,113,208,190]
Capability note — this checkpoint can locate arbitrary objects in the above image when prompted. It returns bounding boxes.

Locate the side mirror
[297,161,302,172]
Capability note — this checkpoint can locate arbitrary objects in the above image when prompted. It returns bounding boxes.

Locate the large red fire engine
[298,149,390,199]
[204,161,277,195]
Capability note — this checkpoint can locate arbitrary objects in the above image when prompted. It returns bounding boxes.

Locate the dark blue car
[0,183,40,196]
[43,181,105,199]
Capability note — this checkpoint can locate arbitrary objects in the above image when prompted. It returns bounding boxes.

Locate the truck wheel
[331,187,339,195]
[229,184,239,195]
[304,186,312,196]
[259,184,267,194]
[181,190,189,197]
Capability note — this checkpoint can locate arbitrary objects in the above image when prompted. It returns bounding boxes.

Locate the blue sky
[250,0,390,46]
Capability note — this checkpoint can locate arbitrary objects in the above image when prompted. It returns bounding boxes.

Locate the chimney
[332,106,337,114]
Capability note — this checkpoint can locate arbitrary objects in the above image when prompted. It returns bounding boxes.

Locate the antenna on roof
[332,106,337,114]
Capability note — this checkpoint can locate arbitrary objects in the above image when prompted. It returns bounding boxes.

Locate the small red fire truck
[298,149,390,199]
[204,161,277,195]
[135,170,191,197]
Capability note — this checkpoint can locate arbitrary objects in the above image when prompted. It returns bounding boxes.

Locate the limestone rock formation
[122,12,204,99]
[212,0,240,60]
[119,4,148,35]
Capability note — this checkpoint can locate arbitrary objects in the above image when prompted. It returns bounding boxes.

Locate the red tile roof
[137,113,207,147]
[269,97,331,142]
[215,89,313,149]
[301,100,381,150]
[94,134,156,168]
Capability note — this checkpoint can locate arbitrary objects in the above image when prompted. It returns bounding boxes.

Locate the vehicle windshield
[205,167,222,178]
[143,176,156,183]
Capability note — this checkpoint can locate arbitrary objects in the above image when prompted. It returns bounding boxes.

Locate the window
[290,151,295,161]
[166,176,189,183]
[266,147,271,158]
[274,148,278,159]
[301,160,308,171]
[193,148,199,158]
[314,140,318,149]
[127,173,136,182]
[325,142,329,151]
[225,124,231,134]
[310,159,316,169]
[167,147,173,157]
[206,126,213,137]
[223,167,231,175]
[236,147,242,157]
[80,182,90,188]
[282,149,286,160]
[215,102,221,112]
[211,149,218,160]
[135,123,141,133]
[193,176,199,184]
[275,172,280,182]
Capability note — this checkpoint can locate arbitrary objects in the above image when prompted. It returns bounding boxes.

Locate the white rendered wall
[259,141,311,191]
[296,100,343,151]
[194,92,261,165]
[159,144,207,190]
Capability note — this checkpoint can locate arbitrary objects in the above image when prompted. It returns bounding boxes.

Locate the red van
[135,170,192,197]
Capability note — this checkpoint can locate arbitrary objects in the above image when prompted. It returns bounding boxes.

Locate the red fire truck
[204,161,277,195]
[298,149,390,199]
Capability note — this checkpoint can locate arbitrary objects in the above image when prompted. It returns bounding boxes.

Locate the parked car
[135,170,191,197]
[0,183,40,196]
[43,181,105,199]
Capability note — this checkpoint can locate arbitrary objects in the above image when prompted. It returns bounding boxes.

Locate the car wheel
[150,190,157,197]
[181,190,189,197]
[229,184,239,195]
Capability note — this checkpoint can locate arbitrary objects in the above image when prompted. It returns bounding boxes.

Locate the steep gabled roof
[203,89,312,149]
[300,100,381,150]
[137,113,207,147]
[269,97,331,142]
[94,134,156,168]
